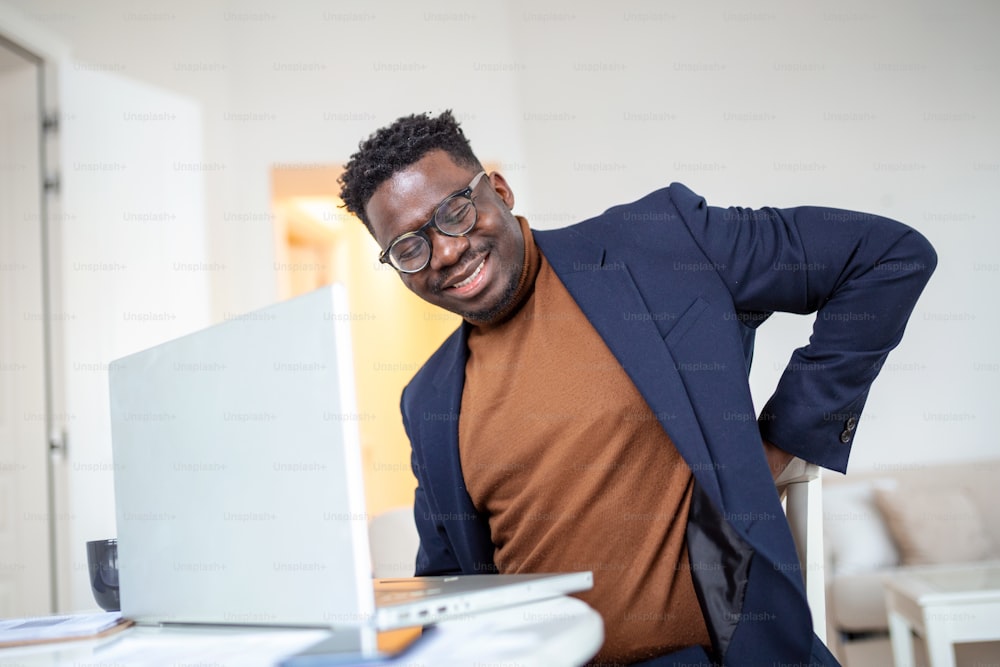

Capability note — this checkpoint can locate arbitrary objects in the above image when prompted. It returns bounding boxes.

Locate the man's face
[365,150,525,323]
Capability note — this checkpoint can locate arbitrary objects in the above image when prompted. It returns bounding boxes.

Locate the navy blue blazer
[400,183,936,665]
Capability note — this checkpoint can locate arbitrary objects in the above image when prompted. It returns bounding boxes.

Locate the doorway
[0,32,55,616]
[271,165,461,519]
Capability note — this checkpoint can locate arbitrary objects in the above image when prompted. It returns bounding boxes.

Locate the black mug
[85,538,120,612]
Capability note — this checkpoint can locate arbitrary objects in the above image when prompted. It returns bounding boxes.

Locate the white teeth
[452,260,484,289]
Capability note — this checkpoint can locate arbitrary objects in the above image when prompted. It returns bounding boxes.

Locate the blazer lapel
[411,325,496,570]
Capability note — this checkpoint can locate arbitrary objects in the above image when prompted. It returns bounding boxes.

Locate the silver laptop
[108,285,591,648]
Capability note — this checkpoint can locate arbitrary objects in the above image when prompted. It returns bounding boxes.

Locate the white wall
[1,1,996,493]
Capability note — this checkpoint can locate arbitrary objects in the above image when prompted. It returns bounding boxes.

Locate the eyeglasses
[378,171,487,273]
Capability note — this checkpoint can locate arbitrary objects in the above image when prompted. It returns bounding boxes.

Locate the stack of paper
[0,612,130,648]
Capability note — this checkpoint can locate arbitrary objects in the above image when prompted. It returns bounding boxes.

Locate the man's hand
[762,439,794,482]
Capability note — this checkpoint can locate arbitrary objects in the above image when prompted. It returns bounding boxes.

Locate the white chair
[777,458,827,642]
[368,506,421,579]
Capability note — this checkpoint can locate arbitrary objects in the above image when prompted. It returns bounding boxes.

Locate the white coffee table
[883,561,1000,667]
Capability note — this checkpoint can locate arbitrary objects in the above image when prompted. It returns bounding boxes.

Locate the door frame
[0,10,69,614]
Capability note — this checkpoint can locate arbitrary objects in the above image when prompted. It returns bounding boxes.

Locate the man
[338,111,936,665]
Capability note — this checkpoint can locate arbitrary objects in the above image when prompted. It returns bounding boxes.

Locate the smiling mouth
[450,259,484,290]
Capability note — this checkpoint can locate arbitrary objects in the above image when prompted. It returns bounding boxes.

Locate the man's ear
[487,171,516,211]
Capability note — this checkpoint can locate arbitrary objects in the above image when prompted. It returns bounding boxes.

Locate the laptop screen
[109,285,376,630]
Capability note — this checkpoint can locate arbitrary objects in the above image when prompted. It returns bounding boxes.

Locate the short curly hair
[339,110,483,235]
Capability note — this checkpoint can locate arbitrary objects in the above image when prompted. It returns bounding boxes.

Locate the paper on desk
[0,611,127,647]
[91,628,331,667]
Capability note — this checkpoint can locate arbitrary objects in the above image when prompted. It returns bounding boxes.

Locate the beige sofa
[822,459,1000,654]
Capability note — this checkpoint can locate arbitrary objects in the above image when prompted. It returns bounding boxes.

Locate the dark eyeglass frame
[378,171,488,273]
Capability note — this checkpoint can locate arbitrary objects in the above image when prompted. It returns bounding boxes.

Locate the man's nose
[428,231,470,271]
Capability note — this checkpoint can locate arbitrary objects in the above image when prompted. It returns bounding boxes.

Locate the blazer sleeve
[668,183,937,472]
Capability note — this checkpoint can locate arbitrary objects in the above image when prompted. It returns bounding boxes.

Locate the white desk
[0,596,603,667]
[883,561,1000,667]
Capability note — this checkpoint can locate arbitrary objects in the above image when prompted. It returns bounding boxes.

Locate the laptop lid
[109,285,375,629]
[109,284,593,644]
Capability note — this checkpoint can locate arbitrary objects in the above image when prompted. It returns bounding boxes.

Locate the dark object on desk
[86,538,120,611]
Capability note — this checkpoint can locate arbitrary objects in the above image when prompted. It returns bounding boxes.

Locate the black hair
[338,110,483,234]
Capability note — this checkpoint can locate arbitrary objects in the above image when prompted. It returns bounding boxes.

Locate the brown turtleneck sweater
[458,218,712,663]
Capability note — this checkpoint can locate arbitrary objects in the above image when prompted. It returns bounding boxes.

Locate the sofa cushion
[874,486,994,566]
[823,480,900,575]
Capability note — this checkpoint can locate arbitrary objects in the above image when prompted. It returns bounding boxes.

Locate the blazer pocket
[664,297,710,347]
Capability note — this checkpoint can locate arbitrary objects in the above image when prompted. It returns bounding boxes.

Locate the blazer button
[845,416,858,431]
[839,430,852,444]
